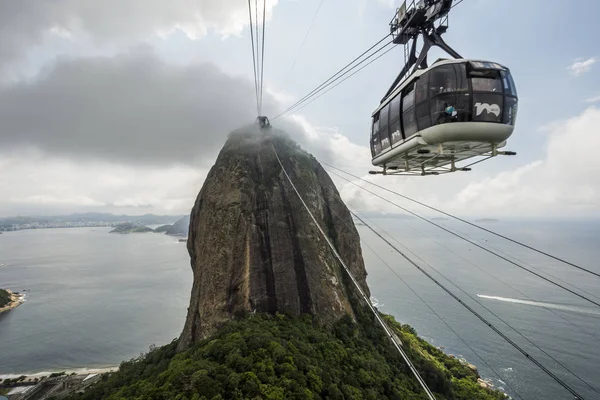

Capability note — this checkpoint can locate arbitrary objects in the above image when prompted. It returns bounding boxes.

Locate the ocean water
[0,220,599,400]
[0,228,191,375]
[360,217,600,400]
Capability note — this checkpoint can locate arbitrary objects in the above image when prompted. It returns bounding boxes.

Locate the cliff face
[178,127,369,350]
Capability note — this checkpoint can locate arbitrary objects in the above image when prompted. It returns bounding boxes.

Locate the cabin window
[380,130,391,150]
[429,65,457,96]
[431,94,457,125]
[389,95,402,145]
[415,74,431,130]
[372,114,379,138]
[390,94,401,121]
[403,109,417,137]
[371,114,379,156]
[471,77,502,92]
[427,64,470,126]
[507,72,518,97]
[453,64,469,92]
[503,96,518,125]
[402,83,416,138]
[379,104,390,150]
[402,85,415,112]
[373,135,381,155]
[380,104,390,128]
[470,68,503,93]
[417,102,431,130]
[415,75,429,103]
[454,92,470,122]
[501,71,518,97]
[389,119,402,145]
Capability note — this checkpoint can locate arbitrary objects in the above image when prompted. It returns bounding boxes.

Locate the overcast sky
[1,0,599,218]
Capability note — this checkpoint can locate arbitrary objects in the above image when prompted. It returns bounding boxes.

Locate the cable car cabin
[371,59,518,175]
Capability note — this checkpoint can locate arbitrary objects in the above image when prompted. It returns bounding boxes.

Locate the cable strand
[271,143,437,400]
[272,34,391,119]
[247,0,260,115]
[259,0,267,115]
[352,212,586,400]
[326,168,600,308]
[362,214,599,396]
[285,43,396,116]
[284,0,326,84]
[322,162,600,280]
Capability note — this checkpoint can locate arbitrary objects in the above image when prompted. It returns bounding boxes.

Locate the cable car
[371,59,518,175]
[370,0,518,175]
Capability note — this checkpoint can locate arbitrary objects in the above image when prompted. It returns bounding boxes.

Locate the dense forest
[66,313,505,400]
[0,289,11,308]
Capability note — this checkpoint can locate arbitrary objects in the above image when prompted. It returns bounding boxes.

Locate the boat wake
[477,294,600,316]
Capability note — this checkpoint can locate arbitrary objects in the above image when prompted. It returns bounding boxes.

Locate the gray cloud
[0,0,268,69]
[0,49,282,165]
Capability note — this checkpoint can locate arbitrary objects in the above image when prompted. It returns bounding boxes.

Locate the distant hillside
[165,215,190,236]
[474,218,499,223]
[109,223,153,234]
[0,213,184,226]
[153,224,172,233]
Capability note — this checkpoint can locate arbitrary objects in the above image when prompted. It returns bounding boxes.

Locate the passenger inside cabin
[436,102,458,124]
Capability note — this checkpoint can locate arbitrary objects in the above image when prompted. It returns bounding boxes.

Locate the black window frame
[402,82,417,139]
[415,73,431,131]
[389,94,402,145]
[429,64,464,126]
[379,103,391,150]
[469,67,504,123]
[371,113,379,156]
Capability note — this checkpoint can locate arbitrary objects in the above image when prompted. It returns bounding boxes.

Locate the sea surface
[1,220,599,400]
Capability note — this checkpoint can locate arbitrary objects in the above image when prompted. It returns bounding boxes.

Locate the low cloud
[567,57,596,76]
[0,150,207,216]
[0,49,280,166]
[585,94,600,104]
[0,0,278,69]
[448,106,600,216]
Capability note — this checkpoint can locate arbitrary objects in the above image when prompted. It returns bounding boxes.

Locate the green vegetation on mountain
[68,314,504,400]
[109,223,153,234]
[0,289,10,308]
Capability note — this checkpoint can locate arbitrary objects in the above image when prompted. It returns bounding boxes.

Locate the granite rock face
[178,127,369,350]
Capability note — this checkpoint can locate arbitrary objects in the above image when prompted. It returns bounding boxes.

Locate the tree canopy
[67,313,505,400]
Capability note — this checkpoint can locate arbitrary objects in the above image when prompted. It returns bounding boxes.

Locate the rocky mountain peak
[178,126,369,350]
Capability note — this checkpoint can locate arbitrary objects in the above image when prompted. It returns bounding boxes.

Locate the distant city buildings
[0,214,182,232]
[0,221,126,231]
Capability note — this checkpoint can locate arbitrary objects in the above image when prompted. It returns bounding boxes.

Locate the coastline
[0,367,118,399]
[0,289,25,314]
[0,366,117,381]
